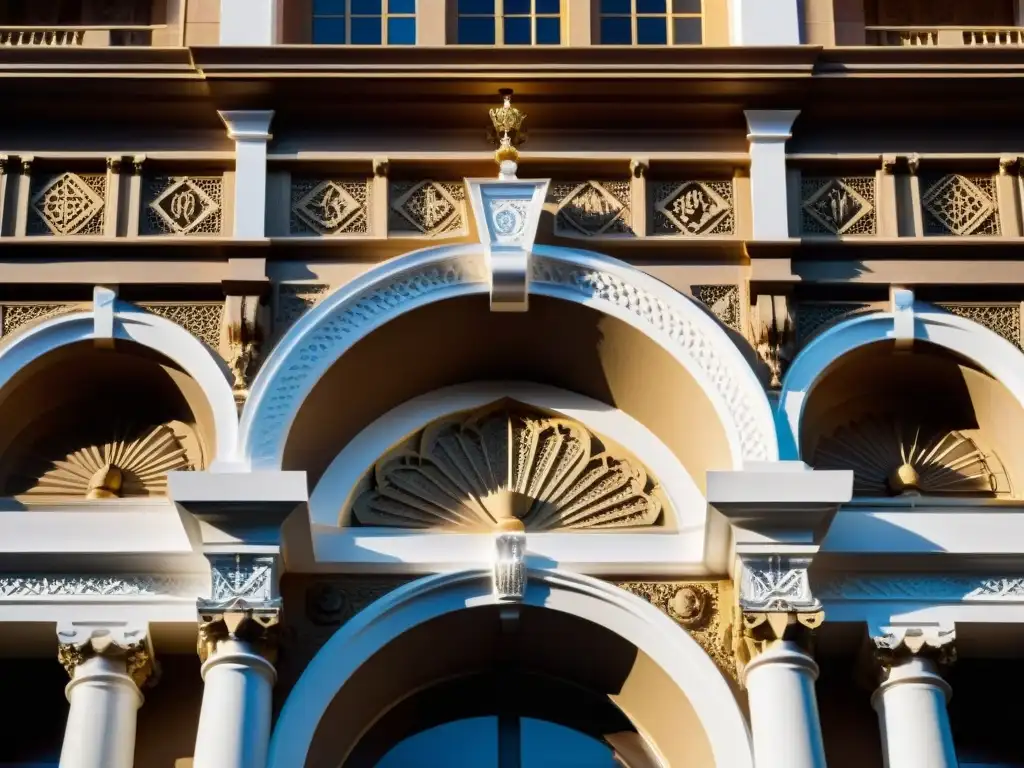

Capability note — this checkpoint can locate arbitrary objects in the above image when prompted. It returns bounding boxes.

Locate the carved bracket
[872,623,956,669]
[751,293,793,389]
[57,621,155,688]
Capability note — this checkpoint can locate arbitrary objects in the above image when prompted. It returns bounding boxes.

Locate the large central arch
[268,568,754,768]
[241,244,777,470]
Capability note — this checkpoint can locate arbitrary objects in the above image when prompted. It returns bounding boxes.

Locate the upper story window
[312,0,416,44]
[598,0,702,45]
[457,0,562,45]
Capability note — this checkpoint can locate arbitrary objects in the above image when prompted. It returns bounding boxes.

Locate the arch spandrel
[241,245,778,472]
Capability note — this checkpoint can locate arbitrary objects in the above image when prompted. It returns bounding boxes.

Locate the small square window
[637,0,666,11]
[505,0,531,13]
[459,0,495,11]
[535,16,560,44]
[600,15,632,43]
[673,0,701,11]
[351,15,383,43]
[351,0,381,12]
[458,15,496,43]
[536,0,560,12]
[388,15,416,43]
[636,15,667,44]
[314,0,347,13]
[601,0,631,12]
[673,15,701,43]
[312,17,347,43]
[388,0,416,11]
[504,15,531,43]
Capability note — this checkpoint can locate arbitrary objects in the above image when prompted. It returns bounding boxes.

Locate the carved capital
[132,154,146,175]
[999,156,1019,177]
[872,624,956,671]
[738,554,820,613]
[21,156,33,175]
[56,622,154,688]
[905,153,921,176]
[733,609,824,675]
[373,157,389,178]
[629,158,648,179]
[881,154,898,175]
[617,580,736,681]
[106,156,122,173]
[198,604,281,664]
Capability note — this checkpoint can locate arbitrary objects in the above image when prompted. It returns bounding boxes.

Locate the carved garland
[247,255,772,464]
[351,404,665,531]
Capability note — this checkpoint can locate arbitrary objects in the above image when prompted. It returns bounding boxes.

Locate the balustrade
[866,25,1024,46]
[0,25,163,47]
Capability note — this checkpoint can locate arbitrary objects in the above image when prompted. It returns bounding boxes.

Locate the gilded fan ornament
[813,418,1008,497]
[351,404,666,531]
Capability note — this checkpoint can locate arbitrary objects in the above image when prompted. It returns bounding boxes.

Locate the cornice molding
[0,574,206,599]
[815,574,1024,602]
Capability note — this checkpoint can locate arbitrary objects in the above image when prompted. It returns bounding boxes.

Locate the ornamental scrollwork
[921,174,1000,236]
[29,172,106,236]
[653,180,734,236]
[801,177,876,236]
[291,178,371,236]
[549,181,633,238]
[144,176,223,236]
[389,180,466,237]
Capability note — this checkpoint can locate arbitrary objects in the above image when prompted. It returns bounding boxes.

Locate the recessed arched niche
[283,294,732,497]
[0,340,215,500]
[802,341,1024,499]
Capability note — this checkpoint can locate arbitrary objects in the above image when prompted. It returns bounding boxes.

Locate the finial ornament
[489,89,527,179]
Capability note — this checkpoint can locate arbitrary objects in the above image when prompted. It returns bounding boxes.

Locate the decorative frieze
[290,178,371,236]
[814,574,1024,602]
[921,174,1001,236]
[57,622,154,687]
[692,285,741,332]
[143,176,223,236]
[739,555,820,613]
[139,301,224,350]
[28,172,107,236]
[617,580,736,681]
[936,303,1021,349]
[388,180,466,237]
[549,181,633,237]
[800,177,876,236]
[274,283,331,338]
[0,302,81,337]
[653,180,735,236]
[0,574,206,598]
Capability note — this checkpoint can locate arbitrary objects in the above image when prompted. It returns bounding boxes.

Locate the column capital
[218,110,275,142]
[872,624,957,671]
[734,608,824,677]
[197,553,282,663]
[738,554,821,613]
[744,110,800,143]
[56,621,154,688]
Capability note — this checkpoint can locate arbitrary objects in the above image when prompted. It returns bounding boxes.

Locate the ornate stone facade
[549,181,633,237]
[28,172,107,236]
[801,176,876,236]
[388,180,466,237]
[143,176,224,236]
[654,180,735,236]
[291,178,371,235]
[921,173,1001,236]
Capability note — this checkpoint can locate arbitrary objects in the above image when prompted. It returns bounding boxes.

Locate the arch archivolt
[241,244,778,471]
[779,301,1024,465]
[268,569,752,768]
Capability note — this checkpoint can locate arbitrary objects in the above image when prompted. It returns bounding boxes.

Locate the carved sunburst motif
[813,419,1008,497]
[352,404,665,531]
[23,422,195,499]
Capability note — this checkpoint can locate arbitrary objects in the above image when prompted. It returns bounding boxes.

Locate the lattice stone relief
[28,172,106,236]
[389,180,467,237]
[653,180,735,236]
[794,302,876,348]
[801,177,876,236]
[1,303,81,337]
[143,176,223,236]
[692,285,741,332]
[350,401,668,531]
[937,303,1022,349]
[549,181,633,237]
[813,417,1010,498]
[139,302,224,351]
[921,174,1001,236]
[274,283,331,338]
[291,179,371,236]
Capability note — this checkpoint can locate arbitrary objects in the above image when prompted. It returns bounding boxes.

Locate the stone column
[219,111,275,239]
[735,556,827,768]
[220,0,281,45]
[744,110,800,241]
[871,626,958,768]
[193,555,281,768]
[57,623,154,768]
[730,0,800,46]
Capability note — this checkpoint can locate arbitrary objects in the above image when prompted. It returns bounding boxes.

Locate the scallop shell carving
[352,405,665,531]
[24,421,195,499]
[813,419,1009,497]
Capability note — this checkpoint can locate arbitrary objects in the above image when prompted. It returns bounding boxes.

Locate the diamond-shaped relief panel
[28,172,106,236]
[653,181,734,236]
[144,176,223,236]
[921,174,1000,236]
[801,177,875,236]
[389,181,466,237]
[549,181,633,237]
[291,179,371,236]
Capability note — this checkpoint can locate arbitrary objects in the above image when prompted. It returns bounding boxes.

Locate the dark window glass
[314,0,347,12]
[505,0,532,13]
[673,0,702,11]
[536,0,560,12]
[504,15,532,43]
[351,0,381,12]
[459,0,495,12]
[388,0,416,10]
[601,0,631,12]
[535,16,560,43]
[388,15,416,42]
[600,15,632,42]
[312,17,348,42]
[351,15,383,42]
[636,15,667,42]
[637,0,666,11]
[673,15,701,42]
[458,15,496,42]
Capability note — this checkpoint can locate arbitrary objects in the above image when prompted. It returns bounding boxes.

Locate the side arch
[777,302,1024,460]
[0,302,239,467]
[267,568,754,768]
[242,244,777,470]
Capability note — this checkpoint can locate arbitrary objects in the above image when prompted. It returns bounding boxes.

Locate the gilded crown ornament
[489,89,527,179]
